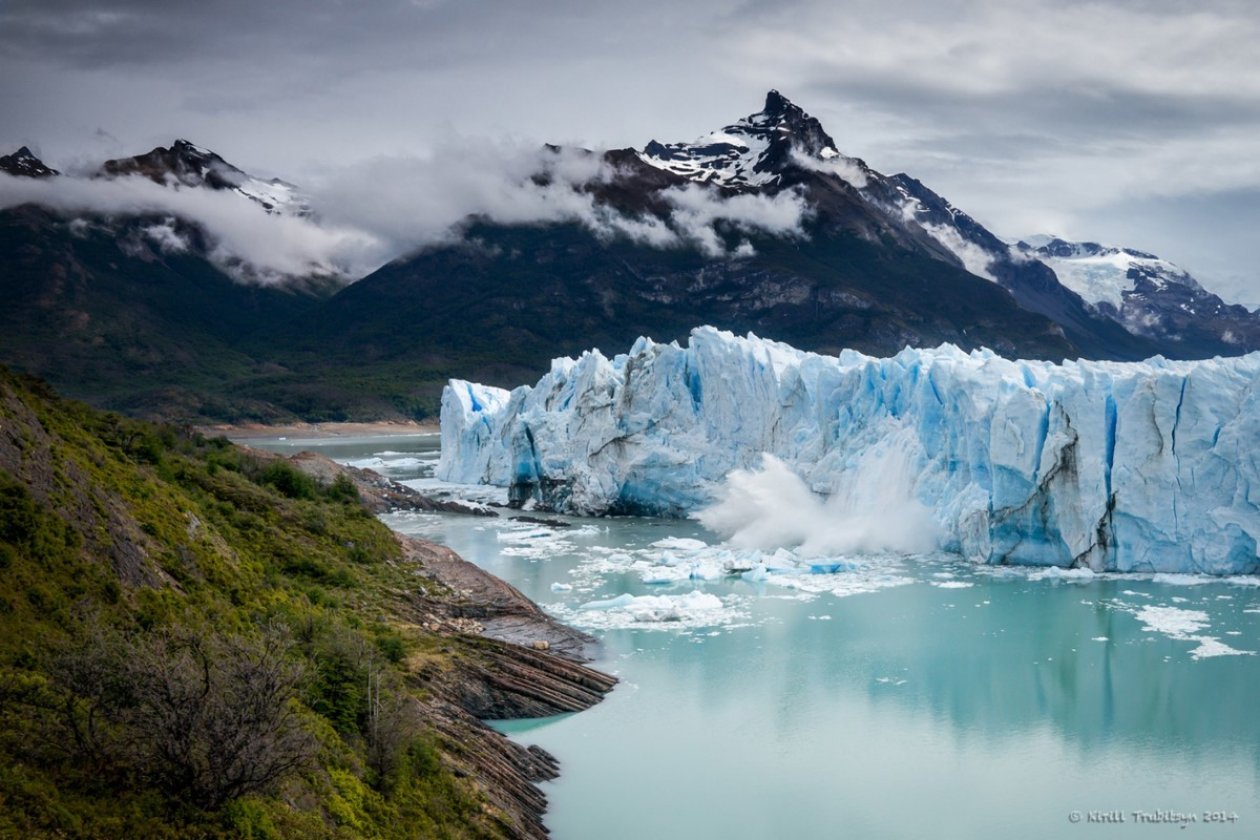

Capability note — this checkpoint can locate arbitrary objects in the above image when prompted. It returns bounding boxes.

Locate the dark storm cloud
[0,0,438,67]
[1,0,1257,301]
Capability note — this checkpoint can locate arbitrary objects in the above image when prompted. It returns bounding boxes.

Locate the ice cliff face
[438,327,1260,575]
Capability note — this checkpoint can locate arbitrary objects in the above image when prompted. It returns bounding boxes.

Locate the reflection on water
[245,434,1260,839]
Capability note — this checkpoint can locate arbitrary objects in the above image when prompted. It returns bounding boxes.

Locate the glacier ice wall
[437,327,1260,574]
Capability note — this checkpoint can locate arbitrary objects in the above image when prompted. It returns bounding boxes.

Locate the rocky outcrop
[389,535,616,839]
[284,449,494,516]
[281,452,615,836]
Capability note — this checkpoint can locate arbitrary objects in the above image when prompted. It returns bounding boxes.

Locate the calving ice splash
[438,327,1260,575]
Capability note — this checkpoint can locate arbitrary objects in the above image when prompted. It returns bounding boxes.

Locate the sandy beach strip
[197,420,439,440]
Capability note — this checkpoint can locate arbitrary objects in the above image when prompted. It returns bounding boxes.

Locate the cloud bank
[0,172,381,284]
[3,0,1258,300]
[313,138,811,261]
[0,140,813,284]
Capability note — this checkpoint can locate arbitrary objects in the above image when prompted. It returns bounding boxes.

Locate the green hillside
[0,367,606,838]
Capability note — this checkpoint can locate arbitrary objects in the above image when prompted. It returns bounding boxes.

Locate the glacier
[437,327,1260,575]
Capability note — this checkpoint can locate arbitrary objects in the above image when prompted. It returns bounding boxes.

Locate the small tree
[51,624,316,810]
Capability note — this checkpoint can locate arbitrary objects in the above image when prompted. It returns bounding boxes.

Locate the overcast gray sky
[3,0,1258,304]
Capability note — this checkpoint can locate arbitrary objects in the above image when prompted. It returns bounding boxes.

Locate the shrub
[50,624,316,810]
[255,462,317,501]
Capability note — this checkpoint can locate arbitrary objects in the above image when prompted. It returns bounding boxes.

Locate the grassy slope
[0,367,551,839]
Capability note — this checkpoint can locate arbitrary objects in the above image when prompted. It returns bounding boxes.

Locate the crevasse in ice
[437,327,1260,574]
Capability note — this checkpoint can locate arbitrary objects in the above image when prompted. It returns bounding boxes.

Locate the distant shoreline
[197,420,439,439]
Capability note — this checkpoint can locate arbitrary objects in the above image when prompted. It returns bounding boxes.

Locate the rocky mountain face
[2,92,1257,422]
[0,146,59,178]
[630,91,1156,359]
[1018,237,1260,356]
[287,92,1098,398]
[99,138,310,215]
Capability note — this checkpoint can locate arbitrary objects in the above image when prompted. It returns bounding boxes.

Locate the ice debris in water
[562,591,742,630]
[1126,604,1254,660]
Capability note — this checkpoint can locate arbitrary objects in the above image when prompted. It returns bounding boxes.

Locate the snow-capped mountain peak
[638,90,852,188]
[99,139,309,216]
[0,146,59,178]
[1012,235,1260,351]
[1017,236,1203,311]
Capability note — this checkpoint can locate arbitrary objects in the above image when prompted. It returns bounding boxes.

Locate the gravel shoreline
[198,420,439,439]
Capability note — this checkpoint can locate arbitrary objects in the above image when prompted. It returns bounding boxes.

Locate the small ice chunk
[1030,566,1096,582]
[651,537,708,551]
[741,564,769,582]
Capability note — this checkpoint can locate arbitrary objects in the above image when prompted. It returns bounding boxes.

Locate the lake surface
[247,433,1260,839]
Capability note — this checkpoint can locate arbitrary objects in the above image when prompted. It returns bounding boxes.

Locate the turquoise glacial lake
[248,434,1260,839]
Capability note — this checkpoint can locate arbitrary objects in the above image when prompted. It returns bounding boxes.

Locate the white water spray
[696,439,940,556]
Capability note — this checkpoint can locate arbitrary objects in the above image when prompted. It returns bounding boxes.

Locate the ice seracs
[439,327,1260,575]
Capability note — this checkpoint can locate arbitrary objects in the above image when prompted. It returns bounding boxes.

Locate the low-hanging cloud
[0,172,383,284]
[662,182,811,257]
[311,136,811,261]
[1,136,815,286]
[790,148,870,189]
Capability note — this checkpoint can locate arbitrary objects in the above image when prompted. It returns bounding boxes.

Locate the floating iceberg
[438,327,1260,575]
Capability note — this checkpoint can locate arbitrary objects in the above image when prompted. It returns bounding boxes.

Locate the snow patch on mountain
[1020,237,1200,311]
[638,90,840,190]
[99,139,312,217]
[0,146,59,178]
[640,130,779,188]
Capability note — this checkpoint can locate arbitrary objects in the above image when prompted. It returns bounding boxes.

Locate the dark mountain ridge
[0,146,59,178]
[2,92,1256,421]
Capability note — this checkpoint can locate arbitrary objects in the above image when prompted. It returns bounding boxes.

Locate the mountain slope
[0,141,353,421]
[288,218,1074,403]
[882,175,1158,360]
[100,138,310,216]
[0,203,333,420]
[286,92,1090,403]
[1019,237,1260,355]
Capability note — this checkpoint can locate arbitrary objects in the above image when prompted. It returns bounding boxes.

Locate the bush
[255,462,317,501]
[50,624,316,810]
[324,473,360,505]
